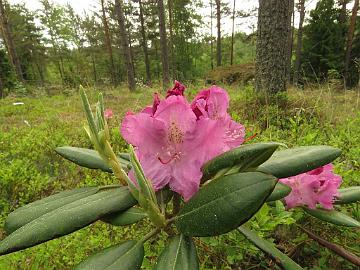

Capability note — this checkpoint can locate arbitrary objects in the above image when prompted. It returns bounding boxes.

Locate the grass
[0,83,359,269]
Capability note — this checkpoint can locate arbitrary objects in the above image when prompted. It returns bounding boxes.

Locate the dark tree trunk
[344,0,359,87]
[100,0,117,86]
[168,0,176,79]
[92,53,97,84]
[286,0,294,83]
[157,0,170,90]
[0,75,3,98]
[293,0,305,86]
[339,0,349,24]
[114,0,136,91]
[255,0,291,94]
[215,0,221,66]
[210,0,214,70]
[230,0,235,65]
[138,0,151,85]
[0,0,24,82]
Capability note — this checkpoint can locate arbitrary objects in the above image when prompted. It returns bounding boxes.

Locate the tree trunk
[230,0,235,65]
[100,0,117,86]
[215,0,221,66]
[286,0,294,83]
[138,0,151,85]
[168,0,176,79]
[157,0,170,90]
[0,74,3,98]
[0,0,24,82]
[344,0,359,87]
[114,0,136,91]
[339,0,349,24]
[210,0,214,70]
[293,0,305,86]
[255,0,291,94]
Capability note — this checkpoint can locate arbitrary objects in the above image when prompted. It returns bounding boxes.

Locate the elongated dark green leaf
[0,187,136,255]
[238,226,303,270]
[5,187,99,234]
[335,187,360,205]
[266,183,291,202]
[75,240,144,270]
[102,207,147,226]
[257,146,341,179]
[176,172,277,236]
[55,146,131,172]
[201,143,282,181]
[154,235,199,270]
[304,207,360,227]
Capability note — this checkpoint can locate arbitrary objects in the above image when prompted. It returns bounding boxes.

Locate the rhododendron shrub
[0,83,359,270]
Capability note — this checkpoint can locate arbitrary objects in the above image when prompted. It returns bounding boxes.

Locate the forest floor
[0,84,359,269]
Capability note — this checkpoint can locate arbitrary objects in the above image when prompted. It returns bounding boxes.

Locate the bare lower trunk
[114,0,136,91]
[210,0,214,70]
[168,0,176,78]
[293,0,305,86]
[157,0,170,90]
[286,0,294,83]
[101,0,117,86]
[215,0,221,67]
[344,0,359,87]
[255,0,291,94]
[0,0,24,82]
[230,0,235,65]
[139,0,151,85]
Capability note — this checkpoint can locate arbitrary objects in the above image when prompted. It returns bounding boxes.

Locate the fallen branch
[298,225,360,266]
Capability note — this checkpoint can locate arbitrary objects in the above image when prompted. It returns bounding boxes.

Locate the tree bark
[157,0,170,89]
[0,0,24,82]
[210,0,214,70]
[114,0,136,91]
[286,0,294,83]
[138,0,151,85]
[293,0,305,86]
[344,0,359,87]
[215,0,221,66]
[255,0,291,94]
[339,0,349,24]
[168,0,176,79]
[230,0,235,65]
[100,0,117,86]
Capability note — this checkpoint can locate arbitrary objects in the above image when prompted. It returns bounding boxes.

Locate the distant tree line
[0,0,359,96]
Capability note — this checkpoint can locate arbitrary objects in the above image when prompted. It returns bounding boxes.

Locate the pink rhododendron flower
[121,82,245,201]
[279,164,342,209]
[104,109,113,119]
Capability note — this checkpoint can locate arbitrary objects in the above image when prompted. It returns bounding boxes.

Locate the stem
[140,227,161,243]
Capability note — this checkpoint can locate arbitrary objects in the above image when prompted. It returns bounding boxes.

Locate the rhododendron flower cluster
[279,164,342,209]
[121,81,245,201]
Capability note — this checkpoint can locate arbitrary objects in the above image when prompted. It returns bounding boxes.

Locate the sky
[10,0,320,35]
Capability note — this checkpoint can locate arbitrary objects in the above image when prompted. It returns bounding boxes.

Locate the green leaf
[201,143,282,181]
[0,187,136,255]
[237,226,303,270]
[75,240,144,270]
[55,146,131,173]
[5,187,99,234]
[154,234,199,270]
[101,207,147,226]
[176,172,277,236]
[257,146,341,178]
[266,183,292,202]
[335,187,360,205]
[303,207,360,227]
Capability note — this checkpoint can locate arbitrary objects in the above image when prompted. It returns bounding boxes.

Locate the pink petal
[166,80,186,98]
[120,112,167,154]
[104,109,113,119]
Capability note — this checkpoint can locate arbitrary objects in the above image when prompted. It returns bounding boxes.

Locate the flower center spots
[168,121,183,144]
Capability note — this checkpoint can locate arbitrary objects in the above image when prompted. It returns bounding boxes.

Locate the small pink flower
[166,80,186,98]
[279,164,342,209]
[104,109,113,119]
